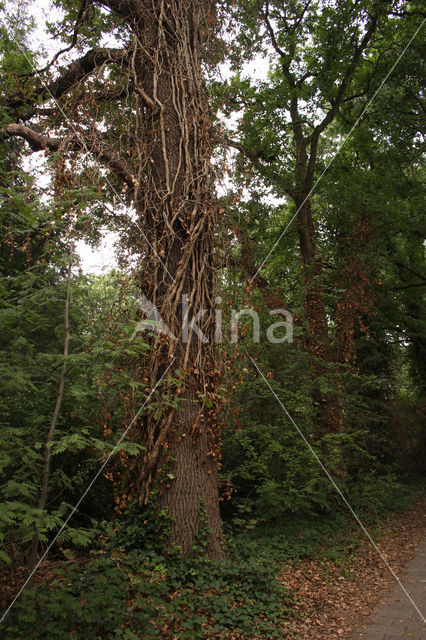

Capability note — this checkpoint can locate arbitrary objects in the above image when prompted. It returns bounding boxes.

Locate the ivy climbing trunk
[121,0,224,557]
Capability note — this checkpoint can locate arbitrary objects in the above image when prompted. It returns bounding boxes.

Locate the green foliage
[111,489,175,554]
[0,0,424,636]
[3,540,294,640]
[347,472,400,516]
[215,0,425,532]
[0,184,151,564]
[8,487,424,640]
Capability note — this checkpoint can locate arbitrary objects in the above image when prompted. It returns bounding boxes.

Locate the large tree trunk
[156,388,223,557]
[122,0,224,557]
[2,0,224,558]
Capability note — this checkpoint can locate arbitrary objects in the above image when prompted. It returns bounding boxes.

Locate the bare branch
[19,0,92,79]
[1,123,137,190]
[28,246,74,586]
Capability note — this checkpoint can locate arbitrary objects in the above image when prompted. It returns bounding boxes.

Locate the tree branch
[98,0,142,21]
[260,3,306,154]
[1,123,137,190]
[305,13,380,189]
[223,134,295,198]
[19,0,92,79]
[5,47,130,120]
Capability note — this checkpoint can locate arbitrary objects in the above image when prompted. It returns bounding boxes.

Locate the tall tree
[220,0,423,444]
[1,0,223,557]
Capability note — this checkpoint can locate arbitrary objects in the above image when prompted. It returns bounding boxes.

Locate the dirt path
[280,500,426,640]
[348,535,426,639]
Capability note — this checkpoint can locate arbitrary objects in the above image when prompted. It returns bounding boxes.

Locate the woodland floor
[1,499,425,639]
[279,499,426,640]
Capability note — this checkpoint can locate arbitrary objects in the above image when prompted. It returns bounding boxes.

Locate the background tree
[217,0,424,448]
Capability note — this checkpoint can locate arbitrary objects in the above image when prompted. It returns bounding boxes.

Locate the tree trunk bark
[121,0,224,557]
[156,388,223,557]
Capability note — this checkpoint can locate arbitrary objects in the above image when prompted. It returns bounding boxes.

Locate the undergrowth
[2,479,424,640]
[2,496,295,640]
[3,548,294,640]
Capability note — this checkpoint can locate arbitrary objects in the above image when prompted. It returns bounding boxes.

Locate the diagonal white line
[250,18,425,284]
[0,357,175,624]
[15,45,175,283]
[248,354,426,623]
